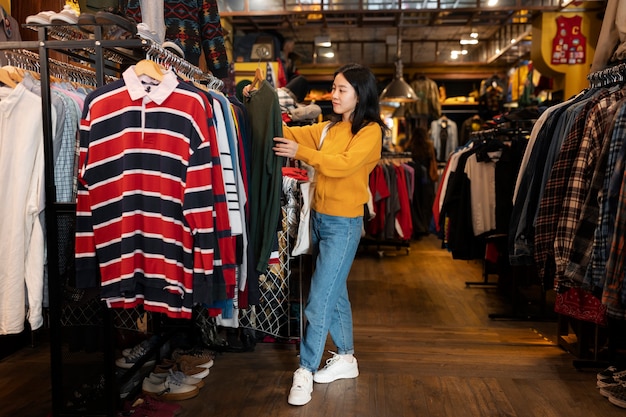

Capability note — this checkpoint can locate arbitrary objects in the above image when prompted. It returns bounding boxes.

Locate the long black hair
[331,63,388,136]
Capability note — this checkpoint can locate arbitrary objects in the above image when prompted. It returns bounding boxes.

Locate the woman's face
[331,72,358,122]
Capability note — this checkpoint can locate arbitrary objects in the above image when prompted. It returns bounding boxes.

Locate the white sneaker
[313,351,359,384]
[288,368,313,406]
[141,375,199,401]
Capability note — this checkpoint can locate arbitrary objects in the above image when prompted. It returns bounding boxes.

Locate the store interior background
[7,1,606,147]
[0,0,612,382]
[215,0,605,136]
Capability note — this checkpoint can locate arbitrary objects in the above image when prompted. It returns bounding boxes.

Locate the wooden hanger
[3,66,24,84]
[134,59,164,82]
[250,66,264,89]
[0,67,17,88]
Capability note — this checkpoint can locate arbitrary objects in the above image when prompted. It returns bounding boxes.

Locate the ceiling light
[314,35,331,47]
[379,25,417,104]
[460,39,478,45]
[470,31,478,39]
[318,47,335,58]
[487,0,498,6]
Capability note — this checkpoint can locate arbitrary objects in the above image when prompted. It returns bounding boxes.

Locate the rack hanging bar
[142,41,224,90]
[3,49,118,86]
[587,61,626,88]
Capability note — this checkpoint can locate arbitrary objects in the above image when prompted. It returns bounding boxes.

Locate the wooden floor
[1,234,622,416]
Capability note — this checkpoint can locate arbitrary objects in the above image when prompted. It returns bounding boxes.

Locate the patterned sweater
[124,0,229,79]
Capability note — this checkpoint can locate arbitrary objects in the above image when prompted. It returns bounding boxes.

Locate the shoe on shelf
[154,359,210,380]
[609,389,626,409]
[77,12,96,33]
[313,351,359,384]
[597,375,626,389]
[171,348,215,368]
[121,336,159,358]
[597,365,626,380]
[137,23,161,44]
[142,375,199,401]
[117,336,160,369]
[599,382,626,398]
[288,368,313,406]
[25,11,55,25]
[50,5,79,24]
[147,369,205,388]
[95,10,137,40]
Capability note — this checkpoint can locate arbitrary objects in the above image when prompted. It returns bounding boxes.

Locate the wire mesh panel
[240,208,292,338]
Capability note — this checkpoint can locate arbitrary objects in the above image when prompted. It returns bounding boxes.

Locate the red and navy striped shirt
[75,67,223,318]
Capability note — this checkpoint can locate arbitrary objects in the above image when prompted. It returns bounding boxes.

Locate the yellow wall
[0,0,9,13]
[531,3,603,99]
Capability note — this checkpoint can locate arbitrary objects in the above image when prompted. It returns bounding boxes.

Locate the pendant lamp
[379,25,417,104]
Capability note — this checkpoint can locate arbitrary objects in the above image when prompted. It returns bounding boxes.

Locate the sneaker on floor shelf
[609,388,626,409]
[171,347,215,368]
[313,351,359,384]
[147,368,205,388]
[599,382,626,398]
[154,359,210,380]
[597,365,626,380]
[597,375,626,389]
[142,375,199,401]
[117,336,159,369]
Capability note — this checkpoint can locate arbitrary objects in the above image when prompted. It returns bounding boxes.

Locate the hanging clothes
[507,59,626,323]
[438,128,526,260]
[124,0,229,79]
[243,79,284,280]
[405,74,441,122]
[0,83,51,335]
[430,115,458,162]
[74,66,226,319]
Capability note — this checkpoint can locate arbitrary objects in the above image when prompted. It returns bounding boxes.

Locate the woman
[270,63,386,406]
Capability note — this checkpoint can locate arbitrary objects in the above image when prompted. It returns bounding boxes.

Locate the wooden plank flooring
[0,234,622,416]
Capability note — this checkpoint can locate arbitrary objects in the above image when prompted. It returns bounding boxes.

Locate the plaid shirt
[590,103,626,291]
[600,104,626,318]
[533,88,613,289]
[602,141,626,319]
[564,98,626,288]
[553,86,626,289]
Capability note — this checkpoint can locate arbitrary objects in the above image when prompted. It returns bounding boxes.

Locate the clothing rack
[587,60,626,88]
[24,22,224,90]
[0,20,223,416]
[360,152,413,258]
[2,48,118,85]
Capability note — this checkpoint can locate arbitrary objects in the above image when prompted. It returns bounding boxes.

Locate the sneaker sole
[600,387,626,398]
[288,392,312,406]
[142,387,199,401]
[609,394,626,408]
[313,369,359,384]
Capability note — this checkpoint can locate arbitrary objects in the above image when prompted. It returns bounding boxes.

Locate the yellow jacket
[283,121,382,217]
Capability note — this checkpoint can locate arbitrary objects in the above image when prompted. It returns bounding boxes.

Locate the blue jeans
[299,210,362,373]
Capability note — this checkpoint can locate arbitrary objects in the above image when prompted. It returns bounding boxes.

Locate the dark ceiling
[220,0,606,68]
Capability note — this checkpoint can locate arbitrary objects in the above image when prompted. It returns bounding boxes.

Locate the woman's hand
[243,84,257,97]
[273,137,298,159]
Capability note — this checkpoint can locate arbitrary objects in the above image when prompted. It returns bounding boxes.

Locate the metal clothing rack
[0,21,223,416]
